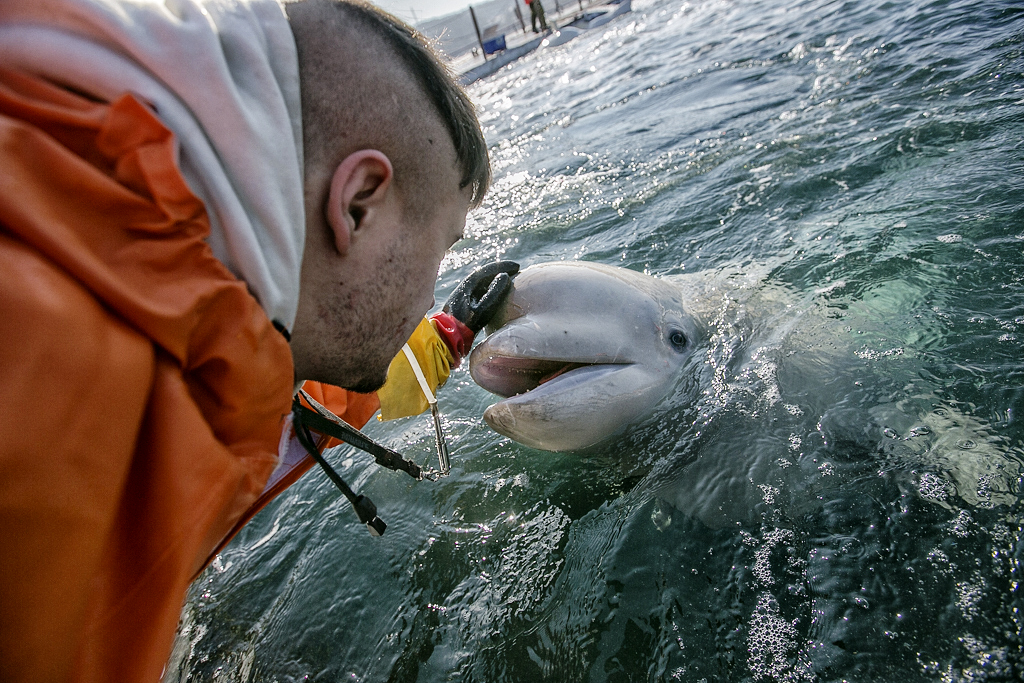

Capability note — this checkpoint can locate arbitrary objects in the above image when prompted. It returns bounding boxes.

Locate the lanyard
[293,389,441,536]
[400,343,451,475]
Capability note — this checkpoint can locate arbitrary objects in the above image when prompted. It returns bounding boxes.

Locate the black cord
[296,391,423,480]
[292,400,387,536]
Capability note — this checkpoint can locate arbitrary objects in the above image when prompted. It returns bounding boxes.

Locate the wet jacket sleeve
[0,69,294,683]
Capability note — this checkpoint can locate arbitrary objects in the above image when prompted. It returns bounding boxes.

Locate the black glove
[443,260,520,333]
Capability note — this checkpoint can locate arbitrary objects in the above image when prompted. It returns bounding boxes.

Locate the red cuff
[430,312,476,366]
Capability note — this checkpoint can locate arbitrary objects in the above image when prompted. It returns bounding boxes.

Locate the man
[526,0,548,33]
[0,1,504,681]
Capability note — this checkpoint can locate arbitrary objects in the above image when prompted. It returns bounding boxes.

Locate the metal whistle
[431,402,451,475]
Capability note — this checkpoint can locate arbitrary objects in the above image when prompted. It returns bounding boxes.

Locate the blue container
[482,35,506,54]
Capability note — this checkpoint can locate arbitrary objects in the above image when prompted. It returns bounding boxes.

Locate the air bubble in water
[951,510,972,538]
[918,473,949,501]
[746,592,812,681]
[955,574,985,621]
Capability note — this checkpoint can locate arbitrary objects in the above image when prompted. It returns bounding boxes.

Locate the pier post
[513,0,526,33]
[469,6,488,61]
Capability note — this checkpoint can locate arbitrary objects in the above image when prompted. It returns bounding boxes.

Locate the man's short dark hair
[328,1,490,207]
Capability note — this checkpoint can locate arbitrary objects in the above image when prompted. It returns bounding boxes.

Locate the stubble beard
[326,305,397,395]
[324,250,422,395]
[346,369,389,395]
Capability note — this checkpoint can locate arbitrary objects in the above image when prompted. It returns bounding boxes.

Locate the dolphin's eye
[669,330,687,351]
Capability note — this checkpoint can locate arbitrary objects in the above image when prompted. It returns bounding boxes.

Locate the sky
[372,0,475,23]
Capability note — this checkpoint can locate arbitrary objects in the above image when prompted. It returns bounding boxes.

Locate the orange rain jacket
[0,67,394,682]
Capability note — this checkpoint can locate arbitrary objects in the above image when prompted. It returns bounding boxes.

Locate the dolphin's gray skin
[468,260,1019,529]
[469,262,702,451]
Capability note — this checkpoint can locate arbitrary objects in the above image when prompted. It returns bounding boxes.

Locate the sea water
[168,0,1024,680]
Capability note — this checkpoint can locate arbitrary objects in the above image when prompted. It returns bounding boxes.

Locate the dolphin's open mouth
[471,355,626,398]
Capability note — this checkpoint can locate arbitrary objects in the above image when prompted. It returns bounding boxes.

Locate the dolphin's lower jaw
[475,362,661,451]
[482,401,579,452]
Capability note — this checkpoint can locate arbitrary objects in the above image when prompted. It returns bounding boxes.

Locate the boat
[541,0,632,48]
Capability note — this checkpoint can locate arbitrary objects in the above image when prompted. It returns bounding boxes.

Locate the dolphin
[468,261,703,451]
[468,260,1021,544]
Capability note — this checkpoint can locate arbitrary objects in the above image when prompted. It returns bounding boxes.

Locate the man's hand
[443,260,520,333]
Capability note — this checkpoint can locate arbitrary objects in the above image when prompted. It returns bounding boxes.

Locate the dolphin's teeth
[537,362,587,385]
[472,356,591,398]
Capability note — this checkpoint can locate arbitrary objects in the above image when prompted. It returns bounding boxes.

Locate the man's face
[343,182,471,392]
[354,184,468,393]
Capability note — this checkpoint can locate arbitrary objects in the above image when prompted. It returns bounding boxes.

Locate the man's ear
[325,150,394,255]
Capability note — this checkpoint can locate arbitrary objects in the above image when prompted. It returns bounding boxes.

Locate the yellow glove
[376,259,518,421]
[377,317,456,420]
